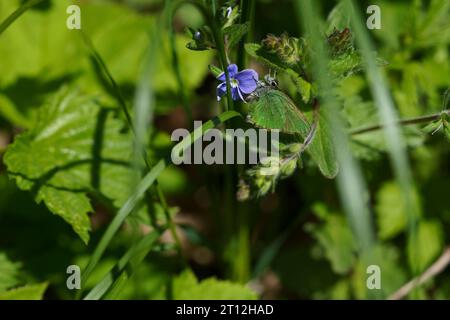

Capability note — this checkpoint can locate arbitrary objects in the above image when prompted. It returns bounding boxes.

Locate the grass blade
[0,0,45,36]
[80,110,242,289]
[344,0,420,277]
[295,0,376,268]
[84,229,162,300]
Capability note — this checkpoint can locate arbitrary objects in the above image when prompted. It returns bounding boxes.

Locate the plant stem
[237,0,255,283]
[79,31,184,270]
[210,14,234,111]
[166,0,193,128]
[211,0,217,16]
[0,0,45,36]
[350,110,449,135]
[80,111,242,294]
[178,1,234,111]
[389,246,450,300]
[237,0,255,70]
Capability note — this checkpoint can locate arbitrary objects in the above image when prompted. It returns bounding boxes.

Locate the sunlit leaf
[0,253,21,292]
[172,270,257,300]
[0,283,48,300]
[306,204,356,274]
[306,108,339,178]
[4,88,139,243]
[376,181,422,240]
[408,220,443,272]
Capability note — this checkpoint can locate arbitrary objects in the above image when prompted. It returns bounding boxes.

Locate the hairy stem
[166,0,193,127]
[389,246,450,300]
[350,110,450,135]
[237,0,255,70]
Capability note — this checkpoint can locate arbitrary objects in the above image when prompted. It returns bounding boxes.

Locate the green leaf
[443,118,450,141]
[292,75,312,104]
[444,122,450,141]
[305,204,356,274]
[376,181,422,240]
[422,119,443,134]
[208,64,223,78]
[0,253,48,300]
[172,270,257,300]
[0,92,32,128]
[351,245,407,299]
[223,22,249,49]
[0,1,212,98]
[4,88,139,243]
[245,43,292,73]
[247,88,310,135]
[326,2,351,34]
[306,108,339,178]
[80,111,242,288]
[328,49,362,79]
[245,42,313,102]
[408,220,443,272]
[0,283,48,300]
[0,253,21,292]
[84,229,162,300]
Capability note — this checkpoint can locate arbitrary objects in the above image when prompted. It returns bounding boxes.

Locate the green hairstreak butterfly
[246,75,311,137]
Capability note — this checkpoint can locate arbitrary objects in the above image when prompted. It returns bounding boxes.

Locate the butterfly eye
[264,71,279,87]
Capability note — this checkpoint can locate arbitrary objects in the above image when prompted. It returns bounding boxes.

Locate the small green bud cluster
[237,144,303,201]
[262,33,303,66]
[327,28,353,57]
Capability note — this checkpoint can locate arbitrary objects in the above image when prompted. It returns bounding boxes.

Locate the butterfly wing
[248,89,310,135]
[248,88,286,130]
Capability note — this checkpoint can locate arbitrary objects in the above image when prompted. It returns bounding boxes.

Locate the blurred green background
[0,0,449,300]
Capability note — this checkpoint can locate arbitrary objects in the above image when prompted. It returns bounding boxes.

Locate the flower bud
[327,28,353,57]
[280,158,297,178]
[237,179,250,202]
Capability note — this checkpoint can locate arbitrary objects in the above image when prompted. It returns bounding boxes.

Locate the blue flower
[216,64,259,102]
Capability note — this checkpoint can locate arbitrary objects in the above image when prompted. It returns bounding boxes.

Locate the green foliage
[306,204,356,274]
[0,0,449,301]
[223,22,249,49]
[186,26,215,50]
[245,43,292,73]
[352,245,407,299]
[423,111,450,141]
[376,181,422,240]
[408,220,444,272]
[0,0,212,127]
[0,283,48,300]
[4,88,138,243]
[173,270,257,300]
[306,108,339,178]
[247,88,310,135]
[0,253,47,300]
[0,253,21,292]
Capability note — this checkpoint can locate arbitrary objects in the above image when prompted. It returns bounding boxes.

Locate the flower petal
[216,64,239,81]
[231,87,245,101]
[216,82,227,101]
[237,88,246,102]
[227,64,239,77]
[235,69,259,94]
[217,72,226,81]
